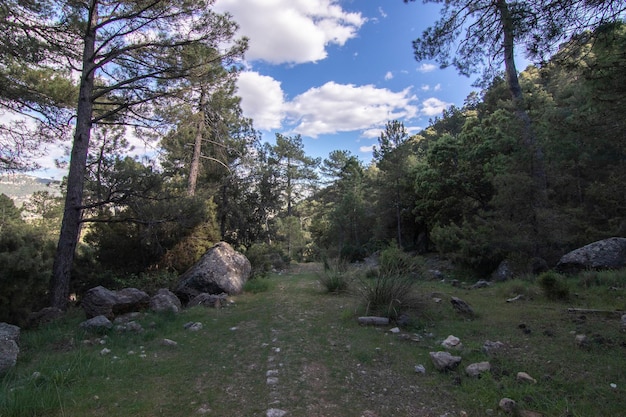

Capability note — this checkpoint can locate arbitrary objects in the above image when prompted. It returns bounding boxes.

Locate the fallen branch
[567,308,624,317]
[358,316,390,326]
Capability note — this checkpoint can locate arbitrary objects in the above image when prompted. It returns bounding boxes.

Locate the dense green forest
[1,1,625,325]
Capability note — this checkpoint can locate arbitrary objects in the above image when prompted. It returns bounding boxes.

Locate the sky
[20,0,484,179]
[212,0,479,164]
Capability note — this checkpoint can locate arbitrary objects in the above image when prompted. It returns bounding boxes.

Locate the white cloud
[359,144,375,153]
[214,0,366,64]
[378,7,388,18]
[434,83,442,91]
[421,97,451,116]
[286,82,419,137]
[384,71,394,80]
[236,71,285,130]
[421,84,430,91]
[417,63,437,73]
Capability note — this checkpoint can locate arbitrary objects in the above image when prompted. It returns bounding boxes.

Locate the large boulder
[150,289,182,314]
[175,242,251,301]
[81,286,150,319]
[0,323,20,374]
[556,237,626,273]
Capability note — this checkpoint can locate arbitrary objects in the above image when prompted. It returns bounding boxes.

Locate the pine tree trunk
[49,5,98,310]
[187,89,207,196]
[497,0,547,194]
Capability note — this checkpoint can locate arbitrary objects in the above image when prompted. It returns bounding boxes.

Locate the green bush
[538,271,570,301]
[358,272,421,319]
[243,277,272,294]
[245,243,286,278]
[318,258,351,293]
[378,242,421,277]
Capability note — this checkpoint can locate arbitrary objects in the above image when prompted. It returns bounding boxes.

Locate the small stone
[471,280,491,289]
[266,369,279,377]
[517,371,537,384]
[389,327,400,334]
[100,348,111,356]
[160,338,178,347]
[482,340,505,354]
[414,364,426,374]
[575,334,589,348]
[610,383,617,389]
[621,314,626,332]
[429,351,462,371]
[499,398,517,413]
[266,408,287,417]
[267,377,279,385]
[450,296,475,316]
[441,335,463,349]
[184,322,203,331]
[465,361,491,377]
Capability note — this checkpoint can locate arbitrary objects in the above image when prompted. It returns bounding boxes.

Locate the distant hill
[0,174,62,206]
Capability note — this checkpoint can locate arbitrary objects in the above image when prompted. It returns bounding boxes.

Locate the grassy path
[5,265,626,416]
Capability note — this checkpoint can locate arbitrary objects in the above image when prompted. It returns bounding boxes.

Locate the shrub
[243,277,271,294]
[358,272,421,319]
[538,271,570,301]
[318,258,351,293]
[378,242,421,277]
[245,243,286,278]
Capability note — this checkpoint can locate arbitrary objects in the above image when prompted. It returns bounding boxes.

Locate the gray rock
[482,340,505,354]
[441,335,462,349]
[81,286,118,319]
[266,409,287,417]
[188,293,227,308]
[466,361,491,377]
[79,315,113,331]
[451,296,475,317]
[184,322,203,331]
[0,323,20,374]
[175,242,251,301]
[81,286,149,319]
[556,237,626,273]
[499,398,516,413]
[149,289,182,313]
[112,288,150,315]
[492,260,514,281]
[621,314,626,333]
[429,351,462,371]
[0,323,20,343]
[161,338,178,347]
[414,364,426,374]
[575,334,589,348]
[471,280,491,289]
[516,371,537,383]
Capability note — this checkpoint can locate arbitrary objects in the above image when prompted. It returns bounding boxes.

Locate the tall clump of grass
[538,271,570,301]
[318,258,351,293]
[358,243,422,319]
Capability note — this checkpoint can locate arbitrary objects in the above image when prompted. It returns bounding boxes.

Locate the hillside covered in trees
[1,0,625,325]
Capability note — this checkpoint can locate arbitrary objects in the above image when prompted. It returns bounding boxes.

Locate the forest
[1,1,625,325]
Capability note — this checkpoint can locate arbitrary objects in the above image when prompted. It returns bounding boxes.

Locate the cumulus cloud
[286,82,419,137]
[214,0,366,64]
[421,97,451,116]
[417,63,437,73]
[236,71,285,130]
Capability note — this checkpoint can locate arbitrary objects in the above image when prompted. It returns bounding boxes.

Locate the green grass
[2,265,626,416]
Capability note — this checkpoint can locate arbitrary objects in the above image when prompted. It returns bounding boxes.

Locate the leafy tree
[0,194,55,325]
[311,150,372,260]
[37,0,246,310]
[372,120,421,249]
[0,1,76,171]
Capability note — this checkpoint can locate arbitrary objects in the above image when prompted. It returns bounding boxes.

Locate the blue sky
[213,0,479,164]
